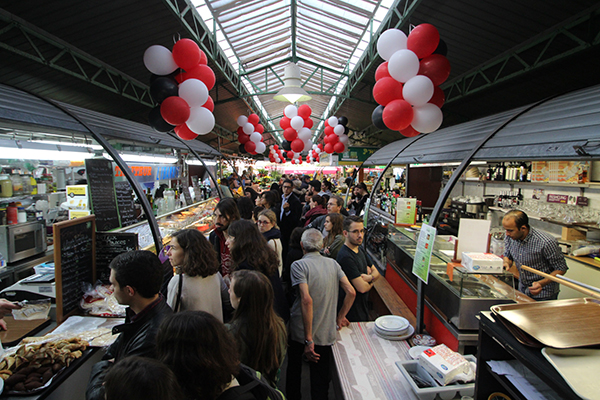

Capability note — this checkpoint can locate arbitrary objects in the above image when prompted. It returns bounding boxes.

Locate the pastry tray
[490,298,600,348]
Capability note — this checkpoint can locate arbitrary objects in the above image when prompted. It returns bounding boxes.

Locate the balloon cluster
[144,39,216,140]
[268,145,286,164]
[305,144,323,164]
[372,24,450,137]
[236,114,266,155]
[322,116,349,154]
[280,104,314,154]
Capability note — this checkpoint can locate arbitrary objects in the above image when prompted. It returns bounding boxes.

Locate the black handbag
[174,268,183,312]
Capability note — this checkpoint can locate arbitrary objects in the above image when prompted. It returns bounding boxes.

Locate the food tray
[491,298,600,348]
[395,355,476,400]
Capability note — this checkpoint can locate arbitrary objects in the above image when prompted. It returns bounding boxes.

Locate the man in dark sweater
[336,216,380,322]
[86,250,172,400]
[208,198,240,284]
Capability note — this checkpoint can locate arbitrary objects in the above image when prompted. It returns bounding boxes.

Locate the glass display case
[386,224,524,330]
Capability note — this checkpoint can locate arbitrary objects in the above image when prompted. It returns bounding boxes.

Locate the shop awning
[0,83,221,158]
[363,83,600,166]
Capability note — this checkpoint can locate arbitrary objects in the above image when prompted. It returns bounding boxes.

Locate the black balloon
[372,105,387,130]
[433,39,448,57]
[338,116,348,126]
[282,140,291,151]
[344,126,350,135]
[238,143,247,154]
[150,77,179,103]
[148,106,175,132]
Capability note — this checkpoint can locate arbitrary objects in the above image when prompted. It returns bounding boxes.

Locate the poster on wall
[412,223,436,284]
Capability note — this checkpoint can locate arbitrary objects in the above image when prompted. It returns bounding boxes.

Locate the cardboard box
[418,344,472,386]
[461,252,503,273]
[561,227,586,241]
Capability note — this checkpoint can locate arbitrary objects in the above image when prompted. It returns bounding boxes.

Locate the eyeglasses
[283,185,292,190]
[348,229,365,234]
[257,220,270,225]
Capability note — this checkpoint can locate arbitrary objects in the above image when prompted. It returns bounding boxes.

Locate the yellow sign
[69,210,91,220]
[67,186,87,196]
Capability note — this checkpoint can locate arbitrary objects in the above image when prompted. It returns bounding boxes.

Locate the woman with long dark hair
[321,213,345,259]
[225,220,290,322]
[227,270,287,387]
[166,229,230,321]
[257,209,283,276]
[258,190,279,215]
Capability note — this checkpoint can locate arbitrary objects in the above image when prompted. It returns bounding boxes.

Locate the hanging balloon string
[172,33,182,45]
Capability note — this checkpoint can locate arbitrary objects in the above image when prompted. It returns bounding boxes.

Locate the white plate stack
[374,315,415,341]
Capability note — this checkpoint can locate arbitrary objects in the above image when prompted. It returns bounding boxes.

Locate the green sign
[412,224,436,284]
[338,147,378,163]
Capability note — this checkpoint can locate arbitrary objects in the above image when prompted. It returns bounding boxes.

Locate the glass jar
[17,207,27,223]
[10,174,23,195]
[20,174,31,195]
[0,175,12,198]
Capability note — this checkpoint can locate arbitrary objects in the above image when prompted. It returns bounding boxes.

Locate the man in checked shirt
[502,210,568,300]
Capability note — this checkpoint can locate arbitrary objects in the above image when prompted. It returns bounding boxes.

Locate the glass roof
[191,0,396,143]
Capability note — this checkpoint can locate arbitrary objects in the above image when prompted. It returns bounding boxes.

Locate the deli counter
[380,220,533,352]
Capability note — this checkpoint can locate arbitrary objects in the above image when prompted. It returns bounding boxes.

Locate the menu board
[115,181,137,228]
[53,215,96,323]
[85,158,120,231]
[96,232,138,283]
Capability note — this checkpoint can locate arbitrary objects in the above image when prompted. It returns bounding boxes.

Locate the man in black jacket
[86,250,172,400]
[278,179,302,261]
[208,198,240,284]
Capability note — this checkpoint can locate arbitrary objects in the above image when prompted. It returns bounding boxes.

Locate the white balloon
[376,29,408,61]
[411,104,443,133]
[293,152,300,159]
[312,144,318,150]
[275,156,281,162]
[269,145,274,150]
[315,147,322,154]
[250,132,262,143]
[238,115,249,127]
[187,107,215,135]
[255,142,266,153]
[403,75,434,106]
[243,122,254,135]
[339,135,349,145]
[298,127,312,141]
[178,79,209,108]
[327,116,338,127]
[334,124,345,136]
[303,140,313,152]
[284,105,298,118]
[388,49,420,83]
[290,116,304,130]
[143,45,178,75]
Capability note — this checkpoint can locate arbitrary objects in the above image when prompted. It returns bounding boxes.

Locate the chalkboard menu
[96,232,138,283]
[85,158,120,231]
[115,181,137,228]
[53,215,96,323]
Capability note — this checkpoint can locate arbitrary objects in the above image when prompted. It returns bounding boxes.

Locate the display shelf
[483,363,525,400]
[459,179,600,188]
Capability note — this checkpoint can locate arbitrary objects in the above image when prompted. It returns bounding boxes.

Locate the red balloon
[429,86,446,108]
[255,124,264,134]
[419,54,451,86]
[244,141,256,153]
[400,125,421,137]
[174,124,199,140]
[291,139,304,153]
[238,133,250,144]
[280,117,291,130]
[324,120,330,127]
[318,144,323,151]
[185,65,215,90]
[199,50,208,65]
[324,126,334,136]
[173,39,201,71]
[303,118,314,129]
[327,133,339,144]
[174,72,186,84]
[287,150,295,159]
[407,23,440,59]
[160,96,190,126]
[202,96,214,112]
[375,62,391,81]
[298,104,312,119]
[237,126,245,135]
[324,143,334,154]
[274,145,279,149]
[373,77,404,106]
[382,99,414,131]
[284,128,298,141]
[248,113,260,126]
[333,142,345,153]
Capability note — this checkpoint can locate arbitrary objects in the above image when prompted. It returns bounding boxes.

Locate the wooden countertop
[0,316,52,346]
[566,254,600,270]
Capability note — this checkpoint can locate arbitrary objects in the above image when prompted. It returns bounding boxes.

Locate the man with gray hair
[286,229,356,400]
[306,195,349,235]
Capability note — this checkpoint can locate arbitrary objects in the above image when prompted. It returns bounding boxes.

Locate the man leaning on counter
[502,210,568,301]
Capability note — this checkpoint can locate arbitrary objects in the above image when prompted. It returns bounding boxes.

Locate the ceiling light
[0,139,94,161]
[273,62,312,103]
[103,153,178,164]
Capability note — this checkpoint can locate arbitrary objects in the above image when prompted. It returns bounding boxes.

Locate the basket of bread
[0,336,88,394]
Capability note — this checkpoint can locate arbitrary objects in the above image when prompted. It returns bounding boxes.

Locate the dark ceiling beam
[0,9,153,106]
[443,4,600,103]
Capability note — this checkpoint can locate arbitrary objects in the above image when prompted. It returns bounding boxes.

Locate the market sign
[338,147,378,164]
[113,164,181,183]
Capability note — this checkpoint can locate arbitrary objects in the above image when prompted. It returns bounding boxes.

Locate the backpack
[217,364,286,400]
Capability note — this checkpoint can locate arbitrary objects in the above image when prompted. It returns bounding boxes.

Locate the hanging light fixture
[273,62,312,103]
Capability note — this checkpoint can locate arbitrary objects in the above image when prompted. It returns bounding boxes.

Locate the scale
[0,273,56,302]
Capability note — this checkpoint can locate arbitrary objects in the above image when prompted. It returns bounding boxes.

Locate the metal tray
[490,298,600,348]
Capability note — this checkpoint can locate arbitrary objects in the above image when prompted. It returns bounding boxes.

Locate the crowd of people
[85,176,379,400]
